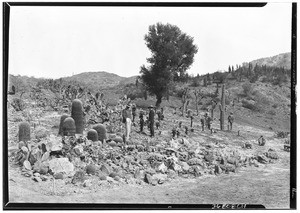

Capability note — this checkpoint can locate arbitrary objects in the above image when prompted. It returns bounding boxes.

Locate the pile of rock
[12,130,280,187]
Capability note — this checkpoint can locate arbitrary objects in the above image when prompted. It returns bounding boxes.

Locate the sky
[8,3,292,79]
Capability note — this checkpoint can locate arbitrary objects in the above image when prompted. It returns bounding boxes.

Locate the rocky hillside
[63,71,136,88]
[248,52,291,69]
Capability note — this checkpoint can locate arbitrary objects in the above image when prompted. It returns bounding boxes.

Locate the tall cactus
[19,122,31,142]
[219,84,225,130]
[71,99,84,134]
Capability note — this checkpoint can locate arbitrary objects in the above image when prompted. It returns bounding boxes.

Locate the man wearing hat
[228,112,234,131]
[148,105,155,137]
[123,104,132,141]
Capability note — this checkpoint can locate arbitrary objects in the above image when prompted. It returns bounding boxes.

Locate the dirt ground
[7,111,291,209]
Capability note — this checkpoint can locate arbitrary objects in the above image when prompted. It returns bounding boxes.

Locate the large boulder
[181,162,190,172]
[100,164,112,175]
[264,149,279,159]
[257,154,269,164]
[46,135,63,152]
[152,174,168,184]
[49,158,74,176]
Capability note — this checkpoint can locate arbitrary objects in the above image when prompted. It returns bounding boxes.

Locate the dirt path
[9,158,289,208]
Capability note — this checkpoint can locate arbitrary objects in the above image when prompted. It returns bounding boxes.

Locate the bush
[190,79,200,87]
[254,91,270,105]
[242,82,253,96]
[242,99,260,112]
[11,98,25,111]
[34,126,48,140]
[267,109,276,115]
[225,96,230,105]
[276,131,289,138]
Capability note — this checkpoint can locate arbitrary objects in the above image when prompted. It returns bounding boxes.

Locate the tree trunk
[156,95,162,108]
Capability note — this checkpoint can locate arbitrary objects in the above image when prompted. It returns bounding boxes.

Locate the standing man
[200,115,205,131]
[132,103,137,124]
[205,113,212,130]
[122,104,132,141]
[148,105,155,137]
[139,110,145,132]
[228,112,234,131]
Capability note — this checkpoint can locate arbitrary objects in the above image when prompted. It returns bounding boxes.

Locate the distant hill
[63,71,124,88]
[248,52,291,69]
[118,75,138,85]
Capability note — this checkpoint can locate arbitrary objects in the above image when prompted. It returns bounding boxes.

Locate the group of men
[121,102,237,141]
[122,104,164,141]
[199,112,234,131]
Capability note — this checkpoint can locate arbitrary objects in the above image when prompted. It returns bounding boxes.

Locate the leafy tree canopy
[140,22,198,107]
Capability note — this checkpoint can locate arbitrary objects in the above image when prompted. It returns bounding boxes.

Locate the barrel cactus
[87,129,98,142]
[19,122,31,142]
[113,136,123,143]
[62,117,76,136]
[92,124,107,142]
[58,114,69,136]
[71,99,84,134]
[108,141,117,147]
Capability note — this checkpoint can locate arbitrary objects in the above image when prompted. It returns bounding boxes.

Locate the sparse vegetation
[7,52,291,207]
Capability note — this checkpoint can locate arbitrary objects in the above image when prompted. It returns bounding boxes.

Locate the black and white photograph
[3,2,296,210]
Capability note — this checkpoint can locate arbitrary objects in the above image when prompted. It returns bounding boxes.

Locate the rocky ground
[6,103,291,209]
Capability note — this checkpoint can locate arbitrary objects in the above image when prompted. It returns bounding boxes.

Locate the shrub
[19,122,31,142]
[11,98,25,111]
[242,82,253,96]
[276,131,289,138]
[242,99,260,112]
[225,96,230,105]
[267,109,276,115]
[190,79,200,87]
[34,126,48,140]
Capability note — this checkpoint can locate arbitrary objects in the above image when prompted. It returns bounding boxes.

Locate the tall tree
[140,23,198,107]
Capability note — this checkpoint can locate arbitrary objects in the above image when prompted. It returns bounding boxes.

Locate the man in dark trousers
[132,103,137,123]
[204,113,212,130]
[228,112,234,131]
[148,105,155,137]
[139,110,145,132]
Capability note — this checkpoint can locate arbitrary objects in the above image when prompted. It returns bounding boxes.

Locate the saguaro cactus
[71,99,84,134]
[62,117,76,136]
[210,100,217,119]
[58,114,69,136]
[219,84,225,130]
[19,122,31,142]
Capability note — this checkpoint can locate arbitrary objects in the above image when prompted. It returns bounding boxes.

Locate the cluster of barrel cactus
[56,99,114,144]
[92,124,107,142]
[58,99,85,136]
